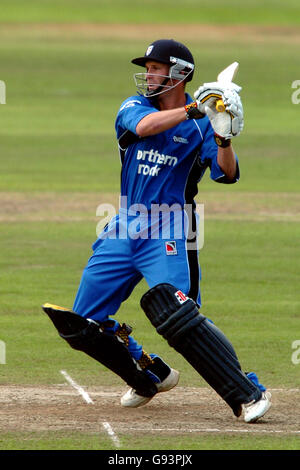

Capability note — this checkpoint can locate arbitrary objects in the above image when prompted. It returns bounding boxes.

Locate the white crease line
[60,370,121,447]
[60,370,94,404]
[102,421,121,448]
[124,427,300,434]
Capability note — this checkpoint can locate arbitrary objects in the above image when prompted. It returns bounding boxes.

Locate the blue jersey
[115,93,239,210]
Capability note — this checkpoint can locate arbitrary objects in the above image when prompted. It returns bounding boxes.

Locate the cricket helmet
[132,39,195,97]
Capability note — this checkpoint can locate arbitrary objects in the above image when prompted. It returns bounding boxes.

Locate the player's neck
[157,87,187,111]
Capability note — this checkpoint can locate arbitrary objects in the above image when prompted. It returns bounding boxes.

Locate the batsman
[43,39,271,423]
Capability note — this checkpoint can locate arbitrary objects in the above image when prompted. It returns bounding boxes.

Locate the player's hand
[194,81,241,112]
[194,82,244,139]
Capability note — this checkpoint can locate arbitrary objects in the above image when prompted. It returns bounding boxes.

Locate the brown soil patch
[0,385,299,440]
[0,192,119,222]
[0,192,299,222]
[1,23,300,45]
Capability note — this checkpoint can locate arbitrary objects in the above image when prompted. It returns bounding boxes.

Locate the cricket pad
[42,303,157,398]
[140,284,262,415]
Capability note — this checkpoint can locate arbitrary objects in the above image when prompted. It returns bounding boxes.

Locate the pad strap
[102,320,154,369]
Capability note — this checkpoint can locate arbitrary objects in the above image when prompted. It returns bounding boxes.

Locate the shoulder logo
[120,99,142,112]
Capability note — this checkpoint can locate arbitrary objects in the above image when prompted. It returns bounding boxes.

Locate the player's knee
[140,283,205,347]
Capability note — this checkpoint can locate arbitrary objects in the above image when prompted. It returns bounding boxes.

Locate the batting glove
[194,82,244,140]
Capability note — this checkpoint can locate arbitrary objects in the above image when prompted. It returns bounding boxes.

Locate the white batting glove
[194,81,241,112]
[205,88,244,139]
[194,82,244,139]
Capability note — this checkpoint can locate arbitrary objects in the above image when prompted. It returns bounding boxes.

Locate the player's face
[145,61,170,92]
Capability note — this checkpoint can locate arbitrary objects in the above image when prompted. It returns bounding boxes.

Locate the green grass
[0,0,300,25]
[1,431,299,450]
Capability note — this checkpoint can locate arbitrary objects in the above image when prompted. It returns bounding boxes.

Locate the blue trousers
[73,212,201,361]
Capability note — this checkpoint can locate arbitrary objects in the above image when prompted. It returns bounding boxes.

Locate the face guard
[134,57,194,98]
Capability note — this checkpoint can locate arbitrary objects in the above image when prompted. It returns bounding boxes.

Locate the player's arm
[136,104,237,181]
[135,99,207,137]
[217,145,237,181]
[136,107,186,137]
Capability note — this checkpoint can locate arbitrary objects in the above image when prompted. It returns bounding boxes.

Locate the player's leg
[72,235,142,322]
[43,222,176,400]
[141,283,271,422]
[134,234,201,305]
[42,303,157,397]
[134,230,270,420]
[118,235,194,407]
[99,318,179,408]
[74,220,178,402]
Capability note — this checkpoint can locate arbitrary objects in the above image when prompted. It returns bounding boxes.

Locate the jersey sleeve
[199,118,240,184]
[115,96,159,138]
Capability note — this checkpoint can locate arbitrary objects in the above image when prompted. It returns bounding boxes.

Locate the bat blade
[217,61,239,84]
[215,61,239,112]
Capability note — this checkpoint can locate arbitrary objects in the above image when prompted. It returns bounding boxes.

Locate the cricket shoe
[121,366,179,408]
[242,391,272,423]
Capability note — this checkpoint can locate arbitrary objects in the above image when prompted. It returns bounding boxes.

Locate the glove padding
[194,82,244,139]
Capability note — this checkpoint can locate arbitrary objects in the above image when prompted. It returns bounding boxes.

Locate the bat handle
[216,99,226,113]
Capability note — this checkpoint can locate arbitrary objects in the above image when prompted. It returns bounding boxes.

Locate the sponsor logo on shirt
[136,148,178,177]
[173,136,189,144]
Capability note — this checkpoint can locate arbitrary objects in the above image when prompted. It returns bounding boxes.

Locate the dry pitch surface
[1,382,299,444]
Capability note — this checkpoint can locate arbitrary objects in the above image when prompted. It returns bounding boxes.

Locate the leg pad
[140,284,261,415]
[42,303,157,398]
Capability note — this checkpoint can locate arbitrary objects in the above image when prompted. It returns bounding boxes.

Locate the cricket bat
[215,62,239,112]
